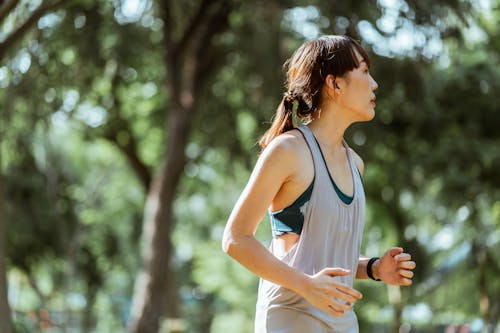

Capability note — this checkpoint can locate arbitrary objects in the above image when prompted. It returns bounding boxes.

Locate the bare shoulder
[348,147,365,176]
[258,129,309,178]
[262,129,308,160]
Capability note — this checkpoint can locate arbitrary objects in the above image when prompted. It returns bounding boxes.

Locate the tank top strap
[342,139,362,189]
[296,125,329,181]
[342,139,354,171]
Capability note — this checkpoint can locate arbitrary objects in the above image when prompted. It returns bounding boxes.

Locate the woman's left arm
[349,149,416,285]
[356,248,416,285]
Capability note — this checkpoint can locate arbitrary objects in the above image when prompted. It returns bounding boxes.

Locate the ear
[325,74,340,91]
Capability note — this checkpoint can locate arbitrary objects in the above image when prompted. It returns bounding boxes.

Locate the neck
[307,105,352,149]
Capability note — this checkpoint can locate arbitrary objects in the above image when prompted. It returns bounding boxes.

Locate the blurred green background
[0,0,499,332]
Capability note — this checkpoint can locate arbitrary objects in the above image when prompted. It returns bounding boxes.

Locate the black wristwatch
[367,257,381,281]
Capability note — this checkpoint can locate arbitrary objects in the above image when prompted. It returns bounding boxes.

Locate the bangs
[350,39,370,68]
[318,35,370,80]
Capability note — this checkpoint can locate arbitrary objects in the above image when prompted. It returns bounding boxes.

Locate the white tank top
[255,125,366,332]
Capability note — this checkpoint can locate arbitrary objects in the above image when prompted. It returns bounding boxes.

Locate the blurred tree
[0,1,68,331]
[0,161,12,333]
[350,1,500,329]
[0,0,498,333]
[0,0,65,60]
[125,1,238,332]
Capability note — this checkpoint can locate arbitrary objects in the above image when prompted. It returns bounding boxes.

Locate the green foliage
[1,0,499,332]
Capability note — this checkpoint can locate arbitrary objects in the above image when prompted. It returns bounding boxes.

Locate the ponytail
[258,91,315,150]
[258,93,295,150]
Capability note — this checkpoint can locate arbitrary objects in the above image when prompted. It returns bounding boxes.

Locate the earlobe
[330,77,340,90]
[329,78,335,89]
[325,75,338,91]
[324,75,340,100]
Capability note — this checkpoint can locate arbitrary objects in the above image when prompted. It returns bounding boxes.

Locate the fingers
[327,288,359,306]
[324,293,358,316]
[398,268,414,279]
[332,282,363,301]
[397,257,415,284]
[309,267,364,316]
[327,300,353,316]
[327,304,345,317]
[320,268,363,300]
[395,253,411,262]
[399,260,416,270]
[386,247,404,257]
[322,267,351,277]
[399,277,413,286]
[324,270,362,314]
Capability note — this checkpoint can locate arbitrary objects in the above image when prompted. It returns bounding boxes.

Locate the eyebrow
[359,59,369,68]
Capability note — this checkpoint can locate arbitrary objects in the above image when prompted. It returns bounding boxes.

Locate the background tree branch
[0,0,66,61]
[0,0,19,24]
[104,68,152,191]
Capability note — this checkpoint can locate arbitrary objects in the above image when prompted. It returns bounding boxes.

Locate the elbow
[221,232,235,256]
[222,222,253,257]
[222,229,246,258]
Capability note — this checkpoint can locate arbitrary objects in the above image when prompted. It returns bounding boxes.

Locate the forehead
[353,49,367,66]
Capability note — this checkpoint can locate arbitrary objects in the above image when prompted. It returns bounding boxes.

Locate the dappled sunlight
[0,0,498,332]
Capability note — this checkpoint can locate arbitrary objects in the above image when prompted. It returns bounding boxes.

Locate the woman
[222,35,416,333]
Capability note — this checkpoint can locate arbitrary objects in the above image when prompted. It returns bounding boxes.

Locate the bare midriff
[273,233,300,257]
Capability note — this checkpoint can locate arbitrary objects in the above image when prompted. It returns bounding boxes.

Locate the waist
[256,298,358,330]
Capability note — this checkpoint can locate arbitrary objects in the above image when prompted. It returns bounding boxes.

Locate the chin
[358,109,375,122]
[350,107,375,123]
[366,110,376,121]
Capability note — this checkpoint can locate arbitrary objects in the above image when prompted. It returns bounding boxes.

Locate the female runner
[222,35,416,333]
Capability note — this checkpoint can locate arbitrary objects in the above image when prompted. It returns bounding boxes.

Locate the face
[335,50,379,121]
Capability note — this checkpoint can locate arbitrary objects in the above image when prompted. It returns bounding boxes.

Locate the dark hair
[259,35,370,149]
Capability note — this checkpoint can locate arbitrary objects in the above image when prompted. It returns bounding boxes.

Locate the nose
[371,74,378,91]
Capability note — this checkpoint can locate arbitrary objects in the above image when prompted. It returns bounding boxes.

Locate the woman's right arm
[222,135,362,316]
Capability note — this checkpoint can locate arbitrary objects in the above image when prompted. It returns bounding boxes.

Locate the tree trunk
[127,1,233,331]
[128,110,193,333]
[82,287,97,333]
[392,302,403,333]
[0,174,13,333]
[197,293,215,333]
[476,243,490,330]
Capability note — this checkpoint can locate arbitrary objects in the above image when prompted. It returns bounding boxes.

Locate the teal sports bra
[269,136,355,237]
[269,180,315,237]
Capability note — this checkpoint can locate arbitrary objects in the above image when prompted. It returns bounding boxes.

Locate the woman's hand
[375,248,416,286]
[296,268,363,317]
